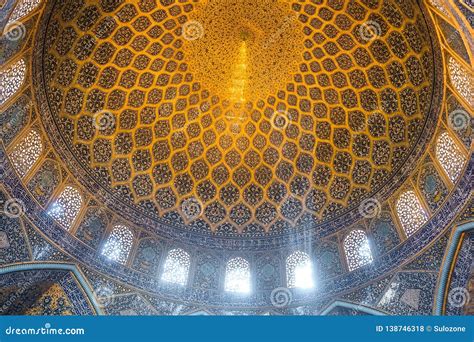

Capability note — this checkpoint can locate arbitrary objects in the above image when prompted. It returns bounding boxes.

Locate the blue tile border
[434,221,474,315]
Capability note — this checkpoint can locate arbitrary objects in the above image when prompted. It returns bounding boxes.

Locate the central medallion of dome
[37,0,440,237]
[184,0,303,104]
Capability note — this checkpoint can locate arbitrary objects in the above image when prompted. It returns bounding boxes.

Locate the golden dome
[40,0,437,232]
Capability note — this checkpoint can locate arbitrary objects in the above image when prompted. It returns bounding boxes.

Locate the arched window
[448,57,474,107]
[396,191,428,237]
[48,186,83,229]
[436,132,466,182]
[101,225,134,265]
[343,230,373,271]
[224,257,251,293]
[286,251,314,289]
[8,0,41,23]
[0,59,27,106]
[161,248,190,286]
[9,129,42,177]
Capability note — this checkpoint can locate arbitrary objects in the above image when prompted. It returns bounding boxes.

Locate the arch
[0,59,27,106]
[343,230,373,271]
[436,132,467,182]
[161,248,190,286]
[48,186,83,229]
[286,251,314,289]
[0,262,102,315]
[320,300,387,316]
[101,225,134,265]
[396,191,428,237]
[7,0,41,23]
[434,222,474,315]
[9,129,43,177]
[224,257,251,293]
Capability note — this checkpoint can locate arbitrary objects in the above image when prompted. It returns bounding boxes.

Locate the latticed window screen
[396,191,428,237]
[161,248,191,285]
[448,57,474,107]
[224,257,251,293]
[7,0,41,23]
[286,251,314,288]
[48,186,83,229]
[0,59,26,106]
[436,132,466,182]
[343,230,373,271]
[9,129,42,177]
[101,225,134,265]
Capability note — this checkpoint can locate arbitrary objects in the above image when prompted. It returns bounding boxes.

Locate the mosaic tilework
[0,92,31,147]
[103,294,157,316]
[0,16,35,65]
[132,237,163,276]
[313,240,344,278]
[0,269,94,315]
[369,210,401,256]
[256,252,281,290]
[377,272,438,315]
[0,192,30,265]
[24,221,72,262]
[79,266,134,298]
[0,0,471,314]
[403,232,449,271]
[75,206,108,249]
[436,16,471,65]
[325,306,373,316]
[27,158,62,206]
[0,0,18,32]
[1,143,473,308]
[193,251,221,290]
[142,293,201,316]
[341,276,392,306]
[453,0,474,29]
[417,161,449,212]
[35,0,443,237]
[445,231,474,315]
[25,282,75,315]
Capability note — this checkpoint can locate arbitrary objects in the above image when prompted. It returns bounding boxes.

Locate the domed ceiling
[36,0,440,238]
[2,0,473,316]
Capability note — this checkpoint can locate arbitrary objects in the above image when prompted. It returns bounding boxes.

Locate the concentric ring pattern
[40,0,437,234]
